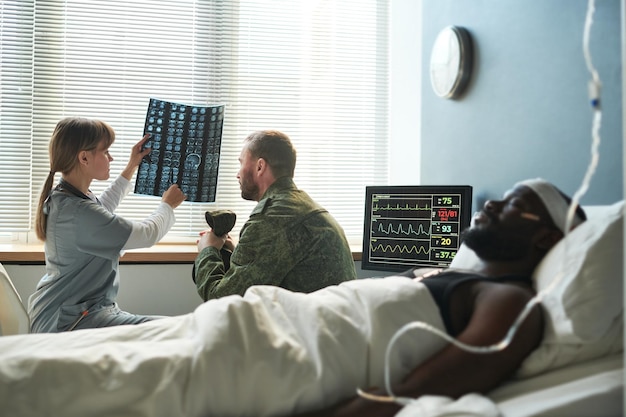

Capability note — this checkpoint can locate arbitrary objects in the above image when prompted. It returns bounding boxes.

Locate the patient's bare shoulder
[469,280,542,341]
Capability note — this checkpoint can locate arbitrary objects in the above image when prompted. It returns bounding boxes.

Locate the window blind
[1,0,389,246]
[0,0,34,232]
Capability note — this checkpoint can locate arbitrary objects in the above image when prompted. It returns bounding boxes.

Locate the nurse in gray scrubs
[28,117,186,333]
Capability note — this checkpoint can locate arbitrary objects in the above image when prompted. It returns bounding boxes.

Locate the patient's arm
[295,282,544,417]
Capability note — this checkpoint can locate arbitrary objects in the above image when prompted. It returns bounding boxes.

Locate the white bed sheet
[0,277,449,417]
[491,354,623,417]
[392,354,623,417]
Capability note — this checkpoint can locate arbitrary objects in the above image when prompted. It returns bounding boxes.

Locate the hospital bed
[0,201,622,417]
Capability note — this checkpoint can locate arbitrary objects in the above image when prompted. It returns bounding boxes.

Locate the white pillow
[533,200,624,342]
[449,242,481,270]
[450,201,625,376]
[517,313,623,377]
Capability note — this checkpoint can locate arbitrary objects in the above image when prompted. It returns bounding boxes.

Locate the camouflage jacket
[194,177,357,300]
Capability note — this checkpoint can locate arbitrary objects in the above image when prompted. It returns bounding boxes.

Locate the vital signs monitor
[362,185,473,272]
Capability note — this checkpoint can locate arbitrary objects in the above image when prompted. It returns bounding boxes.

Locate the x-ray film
[134,98,225,202]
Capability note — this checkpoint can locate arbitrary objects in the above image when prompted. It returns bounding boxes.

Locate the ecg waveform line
[372,203,431,212]
[370,242,430,255]
[373,221,430,237]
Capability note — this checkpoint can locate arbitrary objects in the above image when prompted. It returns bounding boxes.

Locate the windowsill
[0,242,363,264]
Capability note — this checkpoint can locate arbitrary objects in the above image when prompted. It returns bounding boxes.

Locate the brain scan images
[134,98,225,202]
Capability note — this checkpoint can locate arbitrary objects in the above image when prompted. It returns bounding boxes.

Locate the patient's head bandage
[514,178,584,233]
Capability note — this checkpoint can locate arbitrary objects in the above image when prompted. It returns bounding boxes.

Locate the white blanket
[0,277,474,417]
[397,394,501,417]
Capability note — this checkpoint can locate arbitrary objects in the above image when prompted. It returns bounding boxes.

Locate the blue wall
[420,0,622,207]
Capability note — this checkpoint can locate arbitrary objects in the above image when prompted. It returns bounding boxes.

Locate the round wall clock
[429,26,473,99]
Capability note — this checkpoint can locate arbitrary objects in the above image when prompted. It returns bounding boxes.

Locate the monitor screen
[361,185,473,272]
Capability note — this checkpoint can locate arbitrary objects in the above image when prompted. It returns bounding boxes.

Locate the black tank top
[421,270,533,336]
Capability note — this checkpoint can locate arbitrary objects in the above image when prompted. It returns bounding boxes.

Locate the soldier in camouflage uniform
[193,130,357,301]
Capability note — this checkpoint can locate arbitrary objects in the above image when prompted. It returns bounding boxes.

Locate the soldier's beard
[240,174,260,202]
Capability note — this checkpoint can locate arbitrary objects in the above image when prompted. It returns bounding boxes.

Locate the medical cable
[357,0,603,406]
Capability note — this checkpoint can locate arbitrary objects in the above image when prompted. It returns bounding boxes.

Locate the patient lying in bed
[0,180,622,417]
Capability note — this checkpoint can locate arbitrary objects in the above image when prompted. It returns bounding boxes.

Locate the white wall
[6,264,203,316]
[389,0,422,185]
[5,261,395,315]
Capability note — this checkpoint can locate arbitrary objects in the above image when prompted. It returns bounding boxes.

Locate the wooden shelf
[0,243,362,264]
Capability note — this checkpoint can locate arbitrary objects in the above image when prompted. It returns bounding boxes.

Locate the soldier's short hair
[243,130,297,178]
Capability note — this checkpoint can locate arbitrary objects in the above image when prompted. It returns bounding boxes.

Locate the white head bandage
[514,178,584,233]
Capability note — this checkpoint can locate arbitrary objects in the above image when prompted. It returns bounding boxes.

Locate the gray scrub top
[28,190,133,333]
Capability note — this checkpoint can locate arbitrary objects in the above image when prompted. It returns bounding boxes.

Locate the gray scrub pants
[65,303,164,331]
